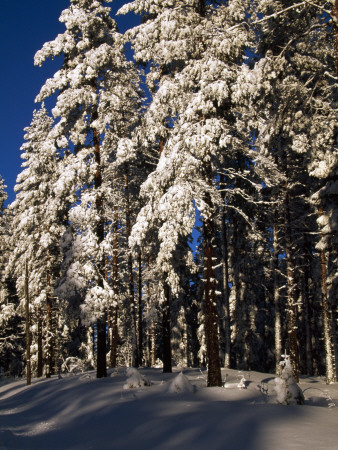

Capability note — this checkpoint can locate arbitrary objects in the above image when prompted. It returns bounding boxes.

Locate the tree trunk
[158,139,173,373]
[302,242,313,376]
[162,281,172,373]
[125,171,138,366]
[220,175,231,369]
[203,199,222,387]
[93,119,107,378]
[334,0,338,76]
[45,249,54,379]
[109,206,119,369]
[145,277,151,366]
[273,213,282,375]
[45,298,53,378]
[25,261,31,386]
[151,318,156,367]
[137,252,143,366]
[37,306,43,378]
[284,184,299,381]
[318,207,336,384]
[96,318,107,377]
[198,0,206,17]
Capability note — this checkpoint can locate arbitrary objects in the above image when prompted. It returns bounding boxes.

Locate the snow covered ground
[1,367,338,450]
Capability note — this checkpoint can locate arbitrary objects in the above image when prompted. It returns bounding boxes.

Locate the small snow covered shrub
[61,357,85,374]
[274,355,304,405]
[123,368,151,389]
[153,359,163,369]
[223,373,247,390]
[168,372,193,394]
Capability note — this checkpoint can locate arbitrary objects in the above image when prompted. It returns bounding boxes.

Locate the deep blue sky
[0,0,138,204]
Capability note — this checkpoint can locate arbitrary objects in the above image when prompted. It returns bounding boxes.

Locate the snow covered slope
[1,367,337,450]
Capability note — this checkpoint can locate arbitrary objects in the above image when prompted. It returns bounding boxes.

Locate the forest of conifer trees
[0,0,337,387]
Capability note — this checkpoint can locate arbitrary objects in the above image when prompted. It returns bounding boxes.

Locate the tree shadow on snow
[0,373,306,450]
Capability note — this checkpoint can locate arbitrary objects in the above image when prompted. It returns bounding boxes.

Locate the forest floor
[1,366,338,450]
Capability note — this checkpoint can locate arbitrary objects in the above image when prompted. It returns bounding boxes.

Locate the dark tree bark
[203,211,222,386]
[96,318,107,377]
[198,0,206,17]
[203,171,222,387]
[37,306,43,378]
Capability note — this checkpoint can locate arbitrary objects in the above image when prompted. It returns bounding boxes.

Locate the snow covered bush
[274,355,304,405]
[123,368,152,389]
[153,359,163,369]
[62,357,86,374]
[168,372,194,394]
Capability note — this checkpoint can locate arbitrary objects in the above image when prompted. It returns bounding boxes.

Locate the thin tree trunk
[284,184,299,382]
[37,306,43,378]
[318,207,336,384]
[145,275,151,366]
[96,318,107,377]
[45,247,54,379]
[109,309,118,368]
[302,242,313,376]
[125,171,138,366]
[220,175,231,369]
[334,0,338,76]
[145,266,156,367]
[151,319,156,367]
[93,115,107,378]
[273,213,282,375]
[162,281,172,373]
[158,139,172,373]
[109,206,119,369]
[25,261,31,386]
[332,312,338,380]
[137,252,143,366]
[45,298,53,378]
[107,306,112,368]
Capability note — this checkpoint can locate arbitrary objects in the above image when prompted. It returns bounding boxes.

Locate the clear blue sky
[0,0,138,204]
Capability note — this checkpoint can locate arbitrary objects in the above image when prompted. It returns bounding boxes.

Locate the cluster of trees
[0,0,337,386]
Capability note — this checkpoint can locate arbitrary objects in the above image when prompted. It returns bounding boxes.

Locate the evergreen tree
[7,105,66,378]
[35,0,143,377]
[0,178,23,377]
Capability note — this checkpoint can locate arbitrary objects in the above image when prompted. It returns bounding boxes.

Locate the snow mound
[168,372,194,394]
[123,367,152,389]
